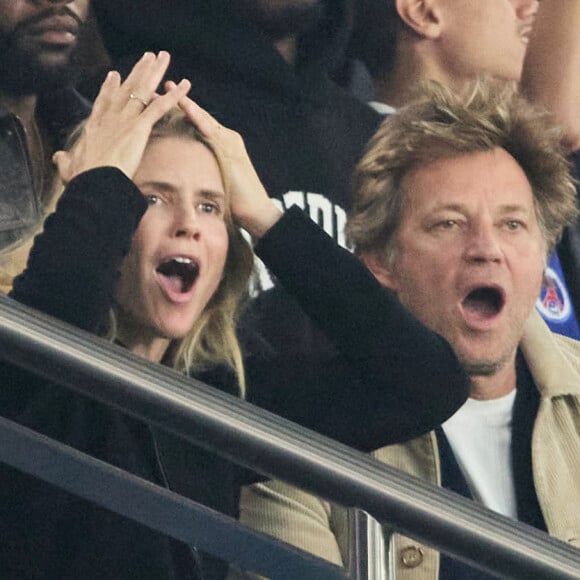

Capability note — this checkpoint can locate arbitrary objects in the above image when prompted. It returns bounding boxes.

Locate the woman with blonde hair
[0,52,468,579]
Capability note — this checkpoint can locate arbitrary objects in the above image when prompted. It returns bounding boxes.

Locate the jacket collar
[37,87,91,148]
[520,310,580,398]
[0,87,90,148]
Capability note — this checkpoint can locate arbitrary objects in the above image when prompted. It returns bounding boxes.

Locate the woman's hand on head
[172,86,282,238]
[53,51,191,184]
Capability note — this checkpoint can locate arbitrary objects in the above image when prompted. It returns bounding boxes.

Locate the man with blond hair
[236,81,580,579]
[349,0,580,340]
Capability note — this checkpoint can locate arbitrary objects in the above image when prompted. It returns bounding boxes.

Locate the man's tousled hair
[347,80,579,260]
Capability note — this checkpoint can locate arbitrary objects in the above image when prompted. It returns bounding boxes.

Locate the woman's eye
[198,202,220,214]
[145,194,161,206]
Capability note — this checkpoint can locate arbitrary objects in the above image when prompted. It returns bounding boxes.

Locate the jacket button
[400,546,424,568]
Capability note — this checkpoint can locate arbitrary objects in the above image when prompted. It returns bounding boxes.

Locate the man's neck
[375,40,422,108]
[0,93,38,126]
[469,363,518,401]
[375,40,464,108]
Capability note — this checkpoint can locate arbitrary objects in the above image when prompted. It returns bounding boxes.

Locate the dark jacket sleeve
[247,206,469,450]
[10,167,147,332]
[2,167,146,421]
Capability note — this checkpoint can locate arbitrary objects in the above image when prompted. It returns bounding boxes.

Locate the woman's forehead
[136,137,224,193]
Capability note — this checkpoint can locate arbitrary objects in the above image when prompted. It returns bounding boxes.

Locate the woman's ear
[395,0,443,40]
[360,251,399,291]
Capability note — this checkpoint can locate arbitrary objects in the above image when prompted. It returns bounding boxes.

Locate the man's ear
[361,251,399,291]
[395,0,443,40]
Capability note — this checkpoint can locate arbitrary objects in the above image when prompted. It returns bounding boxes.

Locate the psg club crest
[536,266,571,322]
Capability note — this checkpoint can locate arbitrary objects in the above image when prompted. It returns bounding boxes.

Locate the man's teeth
[173,257,193,264]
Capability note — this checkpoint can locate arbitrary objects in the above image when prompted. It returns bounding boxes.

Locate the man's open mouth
[462,286,505,319]
[156,257,199,294]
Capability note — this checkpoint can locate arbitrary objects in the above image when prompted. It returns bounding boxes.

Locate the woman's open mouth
[156,257,199,302]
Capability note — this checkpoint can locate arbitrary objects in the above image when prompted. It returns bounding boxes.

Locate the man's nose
[463,222,503,264]
[514,0,539,21]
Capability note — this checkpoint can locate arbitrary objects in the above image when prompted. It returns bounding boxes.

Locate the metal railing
[1,293,580,579]
[344,510,389,580]
[0,413,344,579]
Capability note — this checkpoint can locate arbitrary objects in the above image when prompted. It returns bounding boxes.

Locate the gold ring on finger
[129,93,150,108]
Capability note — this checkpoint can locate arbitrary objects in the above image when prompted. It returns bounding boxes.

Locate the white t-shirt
[442,390,518,519]
[368,101,396,115]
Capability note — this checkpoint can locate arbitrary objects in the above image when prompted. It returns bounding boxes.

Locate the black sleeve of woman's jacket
[247,206,470,450]
[10,167,147,332]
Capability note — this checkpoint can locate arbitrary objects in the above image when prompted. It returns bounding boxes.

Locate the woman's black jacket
[0,168,468,579]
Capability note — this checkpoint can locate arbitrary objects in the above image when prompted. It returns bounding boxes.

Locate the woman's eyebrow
[199,189,226,203]
[135,181,226,203]
[136,180,177,193]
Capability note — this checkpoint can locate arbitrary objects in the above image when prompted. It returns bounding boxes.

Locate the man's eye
[434,219,458,230]
[505,220,523,230]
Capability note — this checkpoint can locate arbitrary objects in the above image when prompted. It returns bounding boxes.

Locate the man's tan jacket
[237,312,580,579]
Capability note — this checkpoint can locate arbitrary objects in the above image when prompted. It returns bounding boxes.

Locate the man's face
[436,0,539,82]
[370,148,546,378]
[0,0,89,95]
[238,0,323,40]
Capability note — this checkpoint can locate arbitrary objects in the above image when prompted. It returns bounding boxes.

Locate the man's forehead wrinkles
[424,201,534,213]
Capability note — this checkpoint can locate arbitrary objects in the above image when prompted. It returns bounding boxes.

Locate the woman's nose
[173,206,201,240]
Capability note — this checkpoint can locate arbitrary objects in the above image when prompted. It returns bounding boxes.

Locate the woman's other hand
[174,87,282,238]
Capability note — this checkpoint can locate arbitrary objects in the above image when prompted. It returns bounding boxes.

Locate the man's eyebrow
[497,203,532,214]
[428,202,467,213]
[427,202,532,214]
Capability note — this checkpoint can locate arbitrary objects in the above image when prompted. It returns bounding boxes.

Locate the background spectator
[0,0,90,251]
[520,0,580,329]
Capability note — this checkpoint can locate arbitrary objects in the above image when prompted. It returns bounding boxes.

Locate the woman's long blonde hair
[0,109,255,395]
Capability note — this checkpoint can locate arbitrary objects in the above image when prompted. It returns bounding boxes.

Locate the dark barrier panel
[1,294,579,579]
[0,414,344,579]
